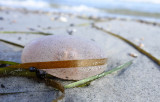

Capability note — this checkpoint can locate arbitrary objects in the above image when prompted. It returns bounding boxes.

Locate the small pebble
[11,20,16,23]
[1,84,5,88]
[138,20,144,23]
[129,53,138,58]
[46,12,52,16]
[67,29,77,35]
[36,70,46,79]
[5,11,9,14]
[70,23,75,27]
[89,16,97,20]
[134,38,139,42]
[29,67,37,72]
[50,17,55,21]
[18,37,22,40]
[59,16,68,22]
[91,22,95,27]
[91,39,95,41]
[0,17,4,20]
[140,38,144,41]
[139,43,144,48]
[37,25,41,28]
[28,28,35,31]
[47,26,51,29]
[152,22,157,26]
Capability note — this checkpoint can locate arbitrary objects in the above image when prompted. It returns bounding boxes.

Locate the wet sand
[0,7,160,102]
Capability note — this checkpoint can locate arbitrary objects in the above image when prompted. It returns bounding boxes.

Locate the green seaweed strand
[64,60,132,88]
[0,31,53,35]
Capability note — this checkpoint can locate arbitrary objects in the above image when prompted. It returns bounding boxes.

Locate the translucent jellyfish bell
[21,35,107,80]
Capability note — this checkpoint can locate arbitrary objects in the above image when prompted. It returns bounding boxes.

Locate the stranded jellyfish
[21,35,107,80]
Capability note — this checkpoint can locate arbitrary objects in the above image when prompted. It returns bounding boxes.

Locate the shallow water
[1,0,160,21]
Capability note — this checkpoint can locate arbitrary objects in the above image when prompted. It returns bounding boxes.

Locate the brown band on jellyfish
[6,58,107,69]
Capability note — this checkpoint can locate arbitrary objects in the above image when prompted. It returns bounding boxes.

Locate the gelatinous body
[22,35,107,80]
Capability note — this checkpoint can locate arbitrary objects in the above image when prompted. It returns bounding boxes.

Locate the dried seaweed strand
[64,60,132,88]
[93,24,160,66]
[45,78,65,102]
[0,62,64,102]
[0,67,64,102]
[1,60,132,89]
[6,58,107,69]
[0,31,53,35]
[0,60,132,101]
[0,90,54,95]
[0,39,24,48]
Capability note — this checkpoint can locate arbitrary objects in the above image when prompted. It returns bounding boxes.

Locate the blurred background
[0,0,160,21]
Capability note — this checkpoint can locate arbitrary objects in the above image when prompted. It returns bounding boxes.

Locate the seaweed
[0,63,64,102]
[0,31,53,35]
[64,60,132,88]
[92,24,160,66]
[0,60,132,102]
[5,58,107,69]
[0,39,24,48]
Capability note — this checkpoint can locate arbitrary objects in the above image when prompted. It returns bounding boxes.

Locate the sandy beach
[0,7,160,102]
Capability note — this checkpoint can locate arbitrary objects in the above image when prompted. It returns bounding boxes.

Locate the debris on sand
[129,53,138,58]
